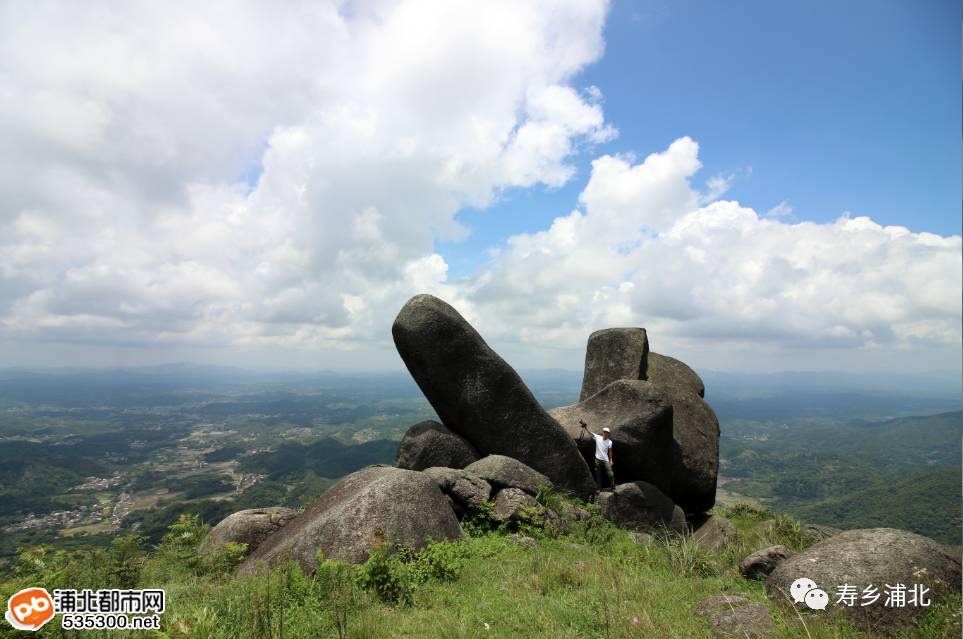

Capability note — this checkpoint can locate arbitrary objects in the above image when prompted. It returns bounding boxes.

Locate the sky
[0,0,960,374]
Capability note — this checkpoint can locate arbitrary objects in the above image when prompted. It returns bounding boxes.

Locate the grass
[0,502,958,639]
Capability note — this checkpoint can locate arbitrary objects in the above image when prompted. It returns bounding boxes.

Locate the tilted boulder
[392,294,595,498]
[239,466,462,573]
[197,507,297,556]
[464,455,551,496]
[548,379,674,496]
[598,481,687,534]
[421,467,491,516]
[579,328,649,401]
[395,420,480,471]
[767,528,962,634]
[646,352,705,398]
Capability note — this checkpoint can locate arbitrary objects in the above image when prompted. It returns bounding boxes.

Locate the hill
[788,468,962,544]
[2,502,958,638]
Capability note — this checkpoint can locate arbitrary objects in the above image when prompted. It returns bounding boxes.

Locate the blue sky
[439,0,961,279]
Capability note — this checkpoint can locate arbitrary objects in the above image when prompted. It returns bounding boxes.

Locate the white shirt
[593,433,612,462]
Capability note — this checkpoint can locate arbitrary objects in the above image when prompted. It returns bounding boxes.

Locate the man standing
[580,420,614,492]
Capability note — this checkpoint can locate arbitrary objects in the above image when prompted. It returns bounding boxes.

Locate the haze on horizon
[1,1,960,376]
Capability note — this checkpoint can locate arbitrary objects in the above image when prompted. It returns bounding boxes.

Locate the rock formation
[197,507,297,557]
[239,466,462,573]
[767,528,962,634]
[392,294,595,498]
[395,420,480,471]
[579,328,649,401]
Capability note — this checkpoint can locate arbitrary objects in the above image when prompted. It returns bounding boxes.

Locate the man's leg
[604,461,615,490]
[593,458,602,490]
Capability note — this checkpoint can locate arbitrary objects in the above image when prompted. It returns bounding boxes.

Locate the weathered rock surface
[804,523,843,542]
[694,594,774,638]
[395,420,479,471]
[740,545,794,580]
[660,391,719,514]
[507,534,537,547]
[691,514,737,551]
[645,352,705,398]
[579,328,649,401]
[464,455,552,496]
[549,379,674,495]
[198,507,297,556]
[240,466,462,573]
[556,502,592,522]
[767,528,962,634]
[422,467,491,515]
[598,481,686,534]
[492,488,539,522]
[392,294,595,498]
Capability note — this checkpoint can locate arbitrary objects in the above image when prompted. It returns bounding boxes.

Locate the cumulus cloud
[458,138,963,368]
[0,0,612,361]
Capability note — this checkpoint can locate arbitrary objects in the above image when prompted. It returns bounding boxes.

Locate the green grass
[1,504,959,639]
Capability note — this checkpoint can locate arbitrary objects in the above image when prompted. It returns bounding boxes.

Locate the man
[580,420,614,492]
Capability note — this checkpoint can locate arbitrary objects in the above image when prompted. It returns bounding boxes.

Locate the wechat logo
[790,577,829,610]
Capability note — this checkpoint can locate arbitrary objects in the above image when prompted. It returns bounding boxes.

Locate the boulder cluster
[205,294,958,637]
[227,294,718,573]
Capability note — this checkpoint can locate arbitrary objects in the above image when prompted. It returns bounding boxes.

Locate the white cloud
[457,138,963,370]
[0,0,612,360]
[765,200,793,218]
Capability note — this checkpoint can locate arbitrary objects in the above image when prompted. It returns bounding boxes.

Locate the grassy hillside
[788,468,962,544]
[2,501,958,639]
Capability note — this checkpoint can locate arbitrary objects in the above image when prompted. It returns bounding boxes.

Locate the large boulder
[662,391,719,514]
[395,420,480,471]
[464,455,551,496]
[599,481,687,534]
[548,379,674,496]
[239,466,462,573]
[421,467,491,515]
[766,528,962,634]
[579,328,648,401]
[197,507,297,556]
[645,352,705,398]
[392,295,595,498]
[643,352,717,512]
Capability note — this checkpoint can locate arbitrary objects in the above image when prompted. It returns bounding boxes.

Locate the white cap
[602,427,611,433]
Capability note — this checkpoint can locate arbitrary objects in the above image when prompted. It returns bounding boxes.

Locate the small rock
[566,542,587,550]
[600,481,686,534]
[492,488,539,522]
[464,455,552,496]
[422,467,491,514]
[395,420,480,471]
[740,546,794,580]
[507,534,536,547]
[691,514,737,551]
[556,502,592,522]
[629,531,654,545]
[804,523,843,542]
[694,595,774,638]
[198,507,297,556]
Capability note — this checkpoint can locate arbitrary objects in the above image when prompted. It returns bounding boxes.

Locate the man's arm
[608,444,613,466]
[580,419,595,436]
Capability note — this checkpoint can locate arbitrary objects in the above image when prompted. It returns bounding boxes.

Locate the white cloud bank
[0,1,959,372]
